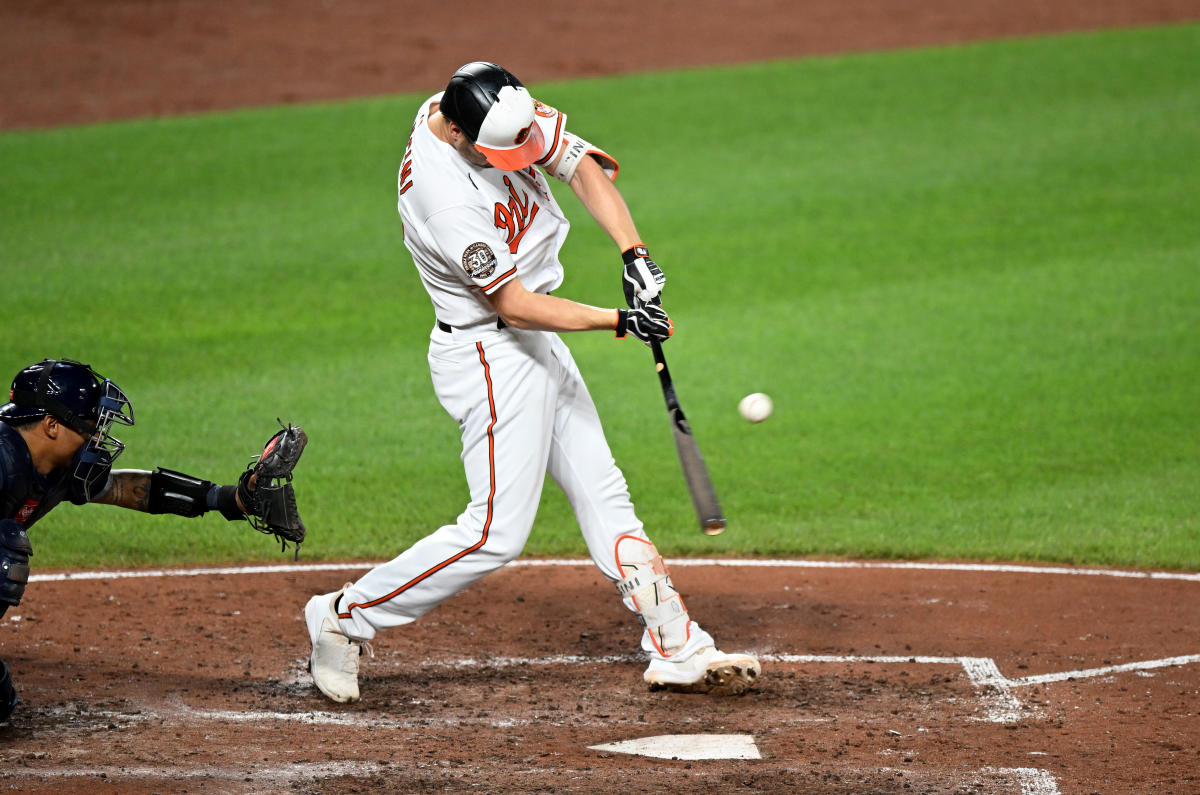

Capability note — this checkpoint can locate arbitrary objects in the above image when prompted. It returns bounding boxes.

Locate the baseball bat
[649,340,727,535]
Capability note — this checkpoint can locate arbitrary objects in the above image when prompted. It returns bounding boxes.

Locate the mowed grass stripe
[1,24,1197,568]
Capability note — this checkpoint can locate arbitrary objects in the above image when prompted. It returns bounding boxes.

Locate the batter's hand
[622,246,665,308]
[616,305,673,345]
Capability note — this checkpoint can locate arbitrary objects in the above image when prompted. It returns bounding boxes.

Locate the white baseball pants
[336,323,650,641]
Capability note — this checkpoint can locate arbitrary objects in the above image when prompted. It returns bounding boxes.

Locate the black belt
[437,317,506,333]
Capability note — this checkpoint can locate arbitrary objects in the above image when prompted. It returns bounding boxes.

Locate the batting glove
[616,305,673,345]
[622,245,666,308]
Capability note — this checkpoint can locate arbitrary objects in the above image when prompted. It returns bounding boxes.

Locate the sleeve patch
[462,242,498,279]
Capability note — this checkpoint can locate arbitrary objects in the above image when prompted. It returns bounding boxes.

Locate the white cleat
[304,584,366,703]
[645,647,762,696]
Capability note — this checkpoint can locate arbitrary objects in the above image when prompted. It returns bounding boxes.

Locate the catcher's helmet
[1,359,134,501]
[440,61,544,171]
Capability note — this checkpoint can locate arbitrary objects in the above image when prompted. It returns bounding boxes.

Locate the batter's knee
[454,507,534,564]
[477,531,528,565]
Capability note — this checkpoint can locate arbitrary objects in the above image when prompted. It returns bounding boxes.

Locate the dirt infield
[4,1,1200,792]
[3,0,1200,129]
[2,561,1198,793]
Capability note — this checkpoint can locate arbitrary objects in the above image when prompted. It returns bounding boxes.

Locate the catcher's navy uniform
[0,422,52,723]
[1,421,73,530]
[0,358,308,725]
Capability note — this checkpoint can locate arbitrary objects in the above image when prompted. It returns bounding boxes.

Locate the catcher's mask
[0,358,135,500]
[440,61,545,171]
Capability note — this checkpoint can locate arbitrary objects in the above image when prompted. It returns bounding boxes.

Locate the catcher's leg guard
[0,659,17,723]
[0,520,32,609]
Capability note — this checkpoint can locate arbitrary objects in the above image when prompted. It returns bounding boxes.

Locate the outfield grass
[2,25,1197,569]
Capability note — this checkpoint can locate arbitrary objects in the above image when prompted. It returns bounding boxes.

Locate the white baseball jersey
[397,92,575,326]
[332,92,716,668]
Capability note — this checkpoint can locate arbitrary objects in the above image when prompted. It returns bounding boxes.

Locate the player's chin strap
[614,535,693,658]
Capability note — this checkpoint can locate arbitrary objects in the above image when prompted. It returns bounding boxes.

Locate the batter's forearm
[569,156,641,251]
[503,293,619,332]
[491,286,618,333]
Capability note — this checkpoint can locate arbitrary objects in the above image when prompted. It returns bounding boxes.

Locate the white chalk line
[0,760,397,784]
[19,650,1191,737]
[360,650,1197,724]
[1008,653,1200,686]
[27,557,1200,583]
[245,650,1200,728]
[0,761,1061,793]
[876,766,1060,795]
[178,706,536,730]
[984,767,1062,795]
[767,652,1199,723]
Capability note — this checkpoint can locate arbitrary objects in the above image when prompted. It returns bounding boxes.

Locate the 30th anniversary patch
[462,242,497,279]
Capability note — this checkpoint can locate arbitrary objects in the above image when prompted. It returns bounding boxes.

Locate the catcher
[0,358,307,725]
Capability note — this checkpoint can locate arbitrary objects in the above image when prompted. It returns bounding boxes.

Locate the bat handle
[650,340,667,370]
[649,341,677,406]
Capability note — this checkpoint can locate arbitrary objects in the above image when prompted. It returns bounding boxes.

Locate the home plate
[588,734,761,760]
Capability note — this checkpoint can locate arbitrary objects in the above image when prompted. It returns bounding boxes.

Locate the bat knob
[702,519,727,536]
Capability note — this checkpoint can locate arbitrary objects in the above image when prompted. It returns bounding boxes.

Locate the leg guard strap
[615,553,668,598]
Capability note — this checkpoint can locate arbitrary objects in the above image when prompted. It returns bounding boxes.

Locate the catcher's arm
[92,421,308,556]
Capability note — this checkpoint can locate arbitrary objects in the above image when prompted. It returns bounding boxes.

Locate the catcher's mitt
[238,420,308,556]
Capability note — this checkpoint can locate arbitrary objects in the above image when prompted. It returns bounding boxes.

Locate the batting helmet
[440,61,545,171]
[0,359,134,501]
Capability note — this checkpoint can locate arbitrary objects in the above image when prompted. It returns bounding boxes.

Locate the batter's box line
[765,653,1200,724]
[280,650,1200,724]
[26,558,1200,583]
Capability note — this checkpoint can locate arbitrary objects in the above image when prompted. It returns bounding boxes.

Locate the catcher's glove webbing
[237,420,308,557]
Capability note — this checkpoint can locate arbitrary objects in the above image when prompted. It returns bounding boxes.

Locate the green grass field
[2,24,1197,570]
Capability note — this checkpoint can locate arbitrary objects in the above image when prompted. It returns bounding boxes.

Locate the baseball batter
[305,62,760,702]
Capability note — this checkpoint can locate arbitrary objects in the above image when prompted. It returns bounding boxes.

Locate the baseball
[738,392,773,423]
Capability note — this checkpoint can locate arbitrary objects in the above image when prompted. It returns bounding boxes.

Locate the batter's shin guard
[614,535,692,657]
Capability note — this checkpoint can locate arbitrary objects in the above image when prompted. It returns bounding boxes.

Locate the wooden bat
[649,340,727,535]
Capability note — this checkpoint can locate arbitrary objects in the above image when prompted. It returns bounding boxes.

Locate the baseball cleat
[644,647,762,696]
[305,584,367,703]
